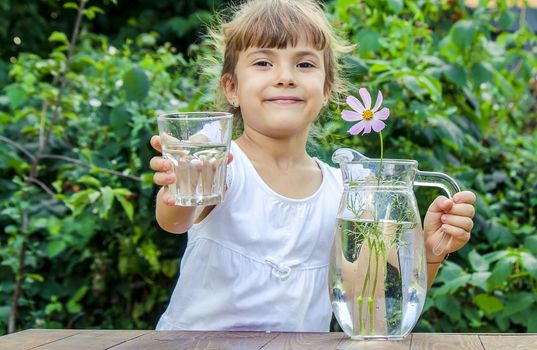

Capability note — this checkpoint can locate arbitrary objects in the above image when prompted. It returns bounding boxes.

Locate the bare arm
[150,135,232,234]
[426,253,447,289]
[155,187,199,234]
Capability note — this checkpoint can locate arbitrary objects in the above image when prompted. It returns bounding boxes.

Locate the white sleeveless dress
[156,141,343,331]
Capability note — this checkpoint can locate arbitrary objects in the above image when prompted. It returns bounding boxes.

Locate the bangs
[224,1,329,51]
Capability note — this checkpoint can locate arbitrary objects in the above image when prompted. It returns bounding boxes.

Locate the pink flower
[341,88,390,135]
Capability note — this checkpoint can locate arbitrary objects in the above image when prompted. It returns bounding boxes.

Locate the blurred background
[0,0,536,335]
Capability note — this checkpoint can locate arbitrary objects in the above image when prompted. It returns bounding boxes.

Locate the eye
[254,60,272,67]
[297,62,315,68]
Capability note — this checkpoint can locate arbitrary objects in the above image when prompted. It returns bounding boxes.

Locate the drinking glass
[157,112,233,206]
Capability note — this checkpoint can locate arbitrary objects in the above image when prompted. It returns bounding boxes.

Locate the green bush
[1,0,536,334]
[0,4,218,332]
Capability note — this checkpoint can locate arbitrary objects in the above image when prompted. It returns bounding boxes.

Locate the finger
[425,196,453,227]
[446,203,476,218]
[150,135,162,153]
[453,191,476,204]
[161,186,177,206]
[153,172,176,186]
[149,157,172,172]
[428,196,453,214]
[227,152,233,165]
[442,224,471,243]
[441,214,474,232]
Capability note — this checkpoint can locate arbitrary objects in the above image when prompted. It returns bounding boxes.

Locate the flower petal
[359,88,371,109]
[346,95,365,113]
[374,107,390,120]
[341,110,363,122]
[348,121,366,135]
[372,90,383,112]
[371,119,386,132]
[363,122,372,134]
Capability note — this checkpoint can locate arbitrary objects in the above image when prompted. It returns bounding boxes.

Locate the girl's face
[223,37,327,139]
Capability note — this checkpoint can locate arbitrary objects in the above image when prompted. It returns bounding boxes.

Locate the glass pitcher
[329,148,461,340]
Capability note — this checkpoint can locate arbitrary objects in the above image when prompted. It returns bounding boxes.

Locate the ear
[221,73,239,106]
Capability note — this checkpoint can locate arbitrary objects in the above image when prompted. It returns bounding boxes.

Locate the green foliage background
[1,0,536,335]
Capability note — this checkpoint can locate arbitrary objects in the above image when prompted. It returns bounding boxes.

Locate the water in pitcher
[330,218,426,339]
[162,142,228,206]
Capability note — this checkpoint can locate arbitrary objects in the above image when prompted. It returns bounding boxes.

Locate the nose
[275,64,296,87]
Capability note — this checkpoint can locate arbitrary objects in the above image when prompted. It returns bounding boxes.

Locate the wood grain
[2,330,537,349]
[479,334,537,350]
[337,334,412,350]
[262,331,345,350]
[31,330,148,350]
[411,333,484,350]
[0,329,80,350]
[111,330,279,350]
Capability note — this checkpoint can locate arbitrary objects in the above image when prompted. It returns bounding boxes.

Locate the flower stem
[370,242,380,335]
[378,131,384,187]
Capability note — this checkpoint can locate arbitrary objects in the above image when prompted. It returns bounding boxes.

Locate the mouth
[265,96,304,104]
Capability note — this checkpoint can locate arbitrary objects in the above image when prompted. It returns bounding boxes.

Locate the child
[149,0,476,332]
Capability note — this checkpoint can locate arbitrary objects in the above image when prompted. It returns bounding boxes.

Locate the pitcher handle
[414,170,461,199]
[414,170,461,256]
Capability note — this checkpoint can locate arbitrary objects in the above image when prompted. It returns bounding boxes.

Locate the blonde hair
[205,0,353,120]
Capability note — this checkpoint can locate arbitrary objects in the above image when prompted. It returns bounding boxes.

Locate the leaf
[112,188,132,196]
[341,55,369,79]
[443,64,467,87]
[356,29,381,56]
[5,84,28,109]
[387,0,403,13]
[47,240,67,258]
[417,75,442,101]
[437,261,464,282]
[495,312,510,331]
[525,236,537,256]
[469,249,490,272]
[435,295,461,322]
[116,194,134,221]
[433,274,471,297]
[502,293,534,318]
[520,252,537,279]
[473,294,504,315]
[78,175,101,187]
[487,258,514,289]
[528,307,537,332]
[402,75,427,99]
[63,2,79,10]
[450,20,477,51]
[47,218,63,236]
[123,67,150,102]
[141,173,154,189]
[48,31,69,45]
[499,9,515,30]
[470,271,491,291]
[83,6,104,20]
[99,186,114,219]
[66,286,88,314]
[471,63,493,86]
[109,103,131,138]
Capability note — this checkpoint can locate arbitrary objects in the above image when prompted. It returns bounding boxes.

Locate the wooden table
[1,329,536,350]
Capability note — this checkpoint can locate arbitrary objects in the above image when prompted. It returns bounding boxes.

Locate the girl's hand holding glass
[149,135,233,206]
[154,112,233,206]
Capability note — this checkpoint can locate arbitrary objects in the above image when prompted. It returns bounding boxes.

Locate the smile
[265,97,304,104]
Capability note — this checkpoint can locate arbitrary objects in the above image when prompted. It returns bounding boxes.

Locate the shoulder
[315,158,342,187]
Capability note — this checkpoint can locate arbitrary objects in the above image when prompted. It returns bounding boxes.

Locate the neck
[236,127,311,168]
